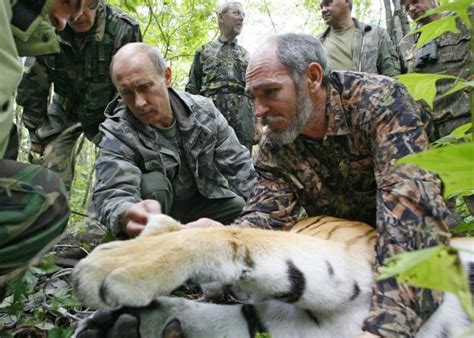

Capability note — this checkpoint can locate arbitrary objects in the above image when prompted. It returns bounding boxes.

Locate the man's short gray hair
[218,1,243,15]
[110,43,167,83]
[272,33,331,86]
[133,44,167,75]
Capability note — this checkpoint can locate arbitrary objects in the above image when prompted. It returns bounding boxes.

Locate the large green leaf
[417,0,473,29]
[433,123,473,147]
[378,245,474,320]
[446,122,472,139]
[451,221,474,235]
[396,143,474,197]
[397,73,462,109]
[438,80,474,100]
[414,15,459,48]
[378,246,463,292]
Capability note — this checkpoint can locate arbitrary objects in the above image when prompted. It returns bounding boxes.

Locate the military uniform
[185,38,255,151]
[93,89,256,237]
[1,0,69,287]
[234,71,454,337]
[16,3,142,190]
[399,14,471,140]
[319,18,401,76]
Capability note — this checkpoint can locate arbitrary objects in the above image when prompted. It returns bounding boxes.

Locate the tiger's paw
[72,215,187,309]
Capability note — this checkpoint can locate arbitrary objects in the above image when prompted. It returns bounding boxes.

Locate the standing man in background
[318,0,401,76]
[399,0,471,140]
[16,0,142,192]
[186,2,256,151]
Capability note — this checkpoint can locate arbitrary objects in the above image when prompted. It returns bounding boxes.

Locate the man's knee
[206,195,245,225]
[141,171,174,214]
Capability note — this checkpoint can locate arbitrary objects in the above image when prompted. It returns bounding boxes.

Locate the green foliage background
[2,0,472,336]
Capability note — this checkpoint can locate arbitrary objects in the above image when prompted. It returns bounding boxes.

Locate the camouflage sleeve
[362,82,453,337]
[377,28,401,77]
[185,49,203,94]
[210,100,257,199]
[16,57,51,144]
[232,141,299,229]
[113,13,143,52]
[93,122,143,237]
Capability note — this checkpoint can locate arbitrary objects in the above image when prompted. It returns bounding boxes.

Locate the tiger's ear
[140,214,182,237]
[161,319,184,338]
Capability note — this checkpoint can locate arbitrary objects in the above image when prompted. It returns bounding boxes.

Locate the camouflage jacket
[185,38,249,95]
[1,0,59,158]
[16,3,142,143]
[94,89,256,236]
[399,14,471,122]
[234,71,454,337]
[319,18,401,76]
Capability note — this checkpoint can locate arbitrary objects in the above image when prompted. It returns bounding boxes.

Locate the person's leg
[141,171,244,224]
[230,94,254,152]
[0,159,69,288]
[141,171,174,215]
[42,123,83,192]
[5,124,19,160]
[170,194,245,225]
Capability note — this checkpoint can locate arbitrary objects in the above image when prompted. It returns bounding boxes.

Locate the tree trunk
[384,0,411,46]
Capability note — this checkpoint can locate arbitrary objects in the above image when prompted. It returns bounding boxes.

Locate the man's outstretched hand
[122,200,162,237]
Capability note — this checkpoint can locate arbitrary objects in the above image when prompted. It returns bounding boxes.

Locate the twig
[70,210,107,234]
[54,245,90,256]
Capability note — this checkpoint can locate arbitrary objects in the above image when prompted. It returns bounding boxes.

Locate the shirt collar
[218,36,238,45]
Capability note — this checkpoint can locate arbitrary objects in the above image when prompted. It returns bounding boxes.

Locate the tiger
[72,214,474,338]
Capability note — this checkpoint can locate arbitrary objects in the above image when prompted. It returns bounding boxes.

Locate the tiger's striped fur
[73,214,473,338]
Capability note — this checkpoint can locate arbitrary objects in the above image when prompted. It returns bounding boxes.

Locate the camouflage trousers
[30,123,94,192]
[0,159,69,285]
[209,93,255,151]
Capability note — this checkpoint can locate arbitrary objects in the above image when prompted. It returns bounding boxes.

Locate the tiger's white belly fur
[73,214,473,338]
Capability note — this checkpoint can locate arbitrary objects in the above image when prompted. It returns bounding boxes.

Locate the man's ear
[164,67,172,87]
[306,62,324,93]
[217,12,224,24]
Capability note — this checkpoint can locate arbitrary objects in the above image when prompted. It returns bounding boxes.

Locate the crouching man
[92,43,256,239]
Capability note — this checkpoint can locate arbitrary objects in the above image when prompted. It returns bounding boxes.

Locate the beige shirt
[322,24,356,71]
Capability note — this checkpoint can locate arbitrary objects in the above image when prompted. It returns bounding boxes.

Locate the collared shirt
[322,24,356,70]
[319,18,401,76]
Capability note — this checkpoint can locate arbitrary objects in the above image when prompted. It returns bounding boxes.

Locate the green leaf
[397,73,456,109]
[397,143,474,197]
[437,80,474,100]
[414,15,459,48]
[451,221,474,235]
[395,74,471,111]
[378,246,444,280]
[432,123,473,147]
[417,0,473,29]
[449,123,473,139]
[378,245,474,319]
[48,327,74,338]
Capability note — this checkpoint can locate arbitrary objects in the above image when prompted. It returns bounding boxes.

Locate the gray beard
[267,84,315,145]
